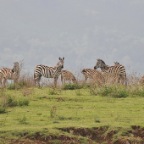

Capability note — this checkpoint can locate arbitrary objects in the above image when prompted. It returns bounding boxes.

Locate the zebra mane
[12,62,20,73]
[114,61,120,65]
[97,59,106,65]
[97,59,105,64]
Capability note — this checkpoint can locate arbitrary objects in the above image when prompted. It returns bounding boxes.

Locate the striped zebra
[94,59,127,85]
[61,70,77,84]
[81,68,105,86]
[0,62,20,87]
[34,57,64,87]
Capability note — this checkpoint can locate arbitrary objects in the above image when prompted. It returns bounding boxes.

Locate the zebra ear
[12,69,14,73]
[63,57,64,60]
[59,57,61,60]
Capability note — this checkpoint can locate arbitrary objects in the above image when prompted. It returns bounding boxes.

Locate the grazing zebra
[0,62,20,87]
[34,57,64,87]
[61,70,77,84]
[81,68,105,86]
[94,59,127,85]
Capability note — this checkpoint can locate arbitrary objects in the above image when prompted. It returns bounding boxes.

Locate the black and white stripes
[61,70,77,84]
[94,59,127,85]
[81,68,105,85]
[0,62,20,87]
[34,57,64,87]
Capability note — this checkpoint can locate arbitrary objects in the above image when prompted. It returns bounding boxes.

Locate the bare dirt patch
[2,126,144,144]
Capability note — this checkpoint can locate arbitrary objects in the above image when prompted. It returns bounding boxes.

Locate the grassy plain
[0,85,144,143]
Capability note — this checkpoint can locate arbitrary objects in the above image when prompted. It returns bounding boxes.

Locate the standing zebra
[94,59,126,85]
[81,68,105,86]
[34,57,64,87]
[61,70,77,84]
[0,62,20,87]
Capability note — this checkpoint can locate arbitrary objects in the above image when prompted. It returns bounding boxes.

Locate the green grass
[0,86,144,143]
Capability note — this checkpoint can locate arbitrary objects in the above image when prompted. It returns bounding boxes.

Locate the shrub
[62,83,82,90]
[18,99,29,106]
[90,85,128,98]
[0,106,6,114]
[49,89,59,95]
[7,96,18,107]
[3,96,29,107]
[90,86,113,96]
[111,89,128,98]
[100,86,113,96]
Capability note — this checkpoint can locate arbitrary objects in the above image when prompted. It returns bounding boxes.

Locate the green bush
[111,89,128,98]
[7,96,18,107]
[0,106,6,114]
[4,96,29,107]
[90,86,113,96]
[90,85,128,98]
[49,89,59,95]
[18,99,29,106]
[100,86,113,96]
[62,83,82,90]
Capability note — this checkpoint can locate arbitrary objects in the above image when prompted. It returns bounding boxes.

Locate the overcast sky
[0,0,144,76]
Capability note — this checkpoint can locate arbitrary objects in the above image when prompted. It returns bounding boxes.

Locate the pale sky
[0,0,144,76]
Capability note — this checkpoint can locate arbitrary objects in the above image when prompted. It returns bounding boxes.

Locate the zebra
[81,68,105,86]
[94,59,127,85]
[34,57,64,87]
[0,62,20,87]
[61,70,77,84]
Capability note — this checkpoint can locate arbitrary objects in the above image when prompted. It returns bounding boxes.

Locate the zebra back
[81,68,105,85]
[94,59,126,85]
[34,65,57,78]
[0,68,12,79]
[61,70,77,83]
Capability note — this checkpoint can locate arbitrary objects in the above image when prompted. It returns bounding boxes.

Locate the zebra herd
[0,57,143,88]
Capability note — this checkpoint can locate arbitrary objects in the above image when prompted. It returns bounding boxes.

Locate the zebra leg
[83,76,87,83]
[34,72,41,87]
[0,77,2,87]
[61,75,64,85]
[37,77,41,87]
[3,77,7,88]
[34,76,41,87]
[121,76,127,86]
[54,77,58,87]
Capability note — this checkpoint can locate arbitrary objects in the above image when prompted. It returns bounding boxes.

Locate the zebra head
[114,61,120,66]
[55,57,64,71]
[12,62,20,73]
[94,59,106,70]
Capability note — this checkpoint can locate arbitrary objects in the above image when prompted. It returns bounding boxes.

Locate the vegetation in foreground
[0,81,144,143]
